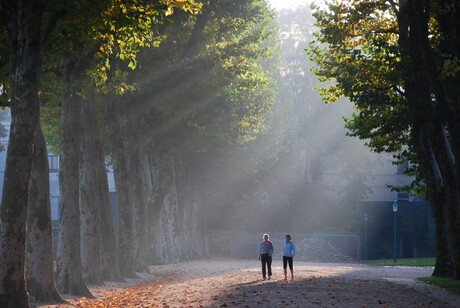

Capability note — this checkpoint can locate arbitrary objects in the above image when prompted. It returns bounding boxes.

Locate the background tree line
[309,0,460,279]
[0,0,279,307]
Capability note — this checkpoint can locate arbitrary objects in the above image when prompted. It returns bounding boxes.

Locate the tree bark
[396,0,456,278]
[160,156,183,263]
[55,82,92,296]
[431,191,454,277]
[0,0,43,306]
[26,124,65,304]
[127,111,148,272]
[430,0,460,279]
[79,91,104,285]
[146,153,172,265]
[179,156,208,260]
[106,97,136,277]
[95,97,121,281]
[431,122,460,279]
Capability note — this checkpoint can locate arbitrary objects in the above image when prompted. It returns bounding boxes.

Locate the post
[393,211,397,263]
[392,201,398,263]
[364,213,368,260]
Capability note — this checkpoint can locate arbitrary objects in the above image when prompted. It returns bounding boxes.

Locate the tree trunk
[95,98,121,281]
[160,156,183,263]
[431,122,460,279]
[431,192,454,277]
[430,1,460,280]
[127,113,148,272]
[55,84,92,296]
[129,150,148,272]
[26,124,65,304]
[113,148,136,277]
[146,154,171,265]
[79,91,104,285]
[132,151,150,271]
[0,0,43,306]
[106,98,136,277]
[397,1,456,278]
[179,157,208,260]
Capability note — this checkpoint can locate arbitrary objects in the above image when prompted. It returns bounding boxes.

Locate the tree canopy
[309,0,460,279]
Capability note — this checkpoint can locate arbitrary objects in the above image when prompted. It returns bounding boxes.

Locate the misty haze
[0,1,459,307]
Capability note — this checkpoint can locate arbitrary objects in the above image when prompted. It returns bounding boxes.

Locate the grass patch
[418,276,460,293]
[366,258,435,267]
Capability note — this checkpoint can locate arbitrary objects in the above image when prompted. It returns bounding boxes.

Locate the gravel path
[41,259,460,307]
[145,259,459,307]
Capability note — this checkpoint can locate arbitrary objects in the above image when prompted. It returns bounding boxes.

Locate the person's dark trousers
[261,254,272,278]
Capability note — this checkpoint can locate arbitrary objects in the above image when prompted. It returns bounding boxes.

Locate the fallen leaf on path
[312,298,322,304]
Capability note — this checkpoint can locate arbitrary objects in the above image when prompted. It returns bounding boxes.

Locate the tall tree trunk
[160,156,181,263]
[95,99,121,281]
[129,150,148,272]
[146,154,172,265]
[26,124,65,304]
[55,84,92,296]
[113,151,136,277]
[79,91,104,285]
[430,0,460,279]
[397,0,456,278]
[412,122,454,277]
[106,97,136,277]
[431,191,454,277]
[431,122,460,279]
[180,157,208,260]
[171,157,186,260]
[142,152,154,265]
[127,113,148,272]
[0,0,43,306]
[132,151,150,271]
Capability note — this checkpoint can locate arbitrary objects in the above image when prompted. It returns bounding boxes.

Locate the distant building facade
[321,149,435,259]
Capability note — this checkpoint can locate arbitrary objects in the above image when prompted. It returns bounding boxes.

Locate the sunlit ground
[40,259,459,307]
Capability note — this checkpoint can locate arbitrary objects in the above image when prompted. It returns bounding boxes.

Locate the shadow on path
[213,263,457,307]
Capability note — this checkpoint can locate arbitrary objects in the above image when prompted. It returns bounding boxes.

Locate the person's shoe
[263,277,266,281]
[268,276,271,280]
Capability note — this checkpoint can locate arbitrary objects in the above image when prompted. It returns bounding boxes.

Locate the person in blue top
[259,233,274,280]
[282,234,296,281]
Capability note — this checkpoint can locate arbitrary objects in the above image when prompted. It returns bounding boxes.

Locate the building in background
[321,148,435,259]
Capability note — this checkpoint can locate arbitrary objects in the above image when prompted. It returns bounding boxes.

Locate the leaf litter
[38,259,457,307]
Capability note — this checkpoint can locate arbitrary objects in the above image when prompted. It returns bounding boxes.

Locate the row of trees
[191,5,375,239]
[0,0,279,307]
[309,0,460,279]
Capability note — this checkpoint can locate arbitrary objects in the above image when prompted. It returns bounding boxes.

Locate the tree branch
[42,8,67,45]
[388,0,399,17]
[182,1,214,58]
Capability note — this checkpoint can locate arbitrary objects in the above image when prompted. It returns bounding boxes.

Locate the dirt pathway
[41,259,459,307]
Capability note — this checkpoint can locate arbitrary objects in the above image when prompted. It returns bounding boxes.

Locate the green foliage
[368,257,435,267]
[308,0,409,153]
[89,0,200,90]
[418,276,460,292]
[131,0,278,155]
[307,0,425,198]
[39,0,200,152]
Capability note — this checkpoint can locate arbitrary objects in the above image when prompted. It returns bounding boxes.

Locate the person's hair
[285,234,291,239]
[263,233,269,240]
